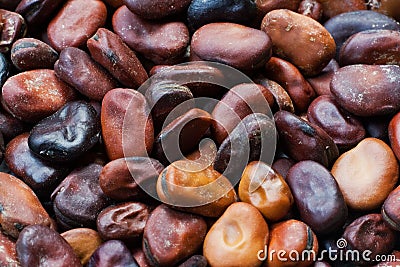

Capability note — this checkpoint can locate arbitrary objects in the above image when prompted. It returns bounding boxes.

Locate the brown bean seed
[332,138,398,210]
[339,29,400,66]
[1,69,77,122]
[287,160,347,235]
[274,110,339,167]
[154,108,212,165]
[101,89,154,160]
[112,6,189,64]
[51,164,112,229]
[61,228,103,265]
[264,57,315,112]
[256,78,295,113]
[143,205,207,267]
[0,231,19,267]
[157,160,237,217]
[0,9,26,53]
[5,133,70,199]
[239,161,293,222]
[203,202,269,267]
[87,28,148,89]
[266,219,318,267]
[330,65,400,117]
[145,82,194,132]
[124,0,192,20]
[261,9,335,76]
[211,83,274,144]
[191,22,272,71]
[16,225,82,267]
[96,202,150,241]
[54,47,117,101]
[11,38,58,71]
[99,157,164,201]
[0,172,53,239]
[47,0,107,51]
[307,95,366,150]
[15,0,65,28]
[342,214,396,265]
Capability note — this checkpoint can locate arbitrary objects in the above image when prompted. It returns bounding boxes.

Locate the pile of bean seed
[0,0,400,266]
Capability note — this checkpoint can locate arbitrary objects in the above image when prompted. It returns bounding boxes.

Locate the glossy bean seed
[145,82,194,132]
[211,83,274,144]
[54,47,117,101]
[99,157,164,201]
[28,101,100,162]
[330,65,400,117]
[157,160,237,217]
[154,108,212,165]
[239,161,293,222]
[96,202,150,241]
[1,69,77,122]
[307,95,366,150]
[256,78,295,113]
[125,0,191,20]
[11,38,58,70]
[112,6,189,64]
[214,113,276,180]
[149,62,227,98]
[203,202,269,267]
[187,0,257,31]
[264,57,315,112]
[274,110,339,167]
[47,0,107,51]
[324,10,400,58]
[15,0,65,28]
[143,205,207,267]
[5,133,70,199]
[331,138,398,210]
[16,225,82,267]
[87,240,138,267]
[51,164,112,229]
[339,30,400,66]
[287,160,348,234]
[61,228,103,266]
[266,219,318,267]
[261,9,335,76]
[191,22,271,71]
[342,214,396,265]
[87,28,148,89]
[101,89,154,160]
[0,172,53,239]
